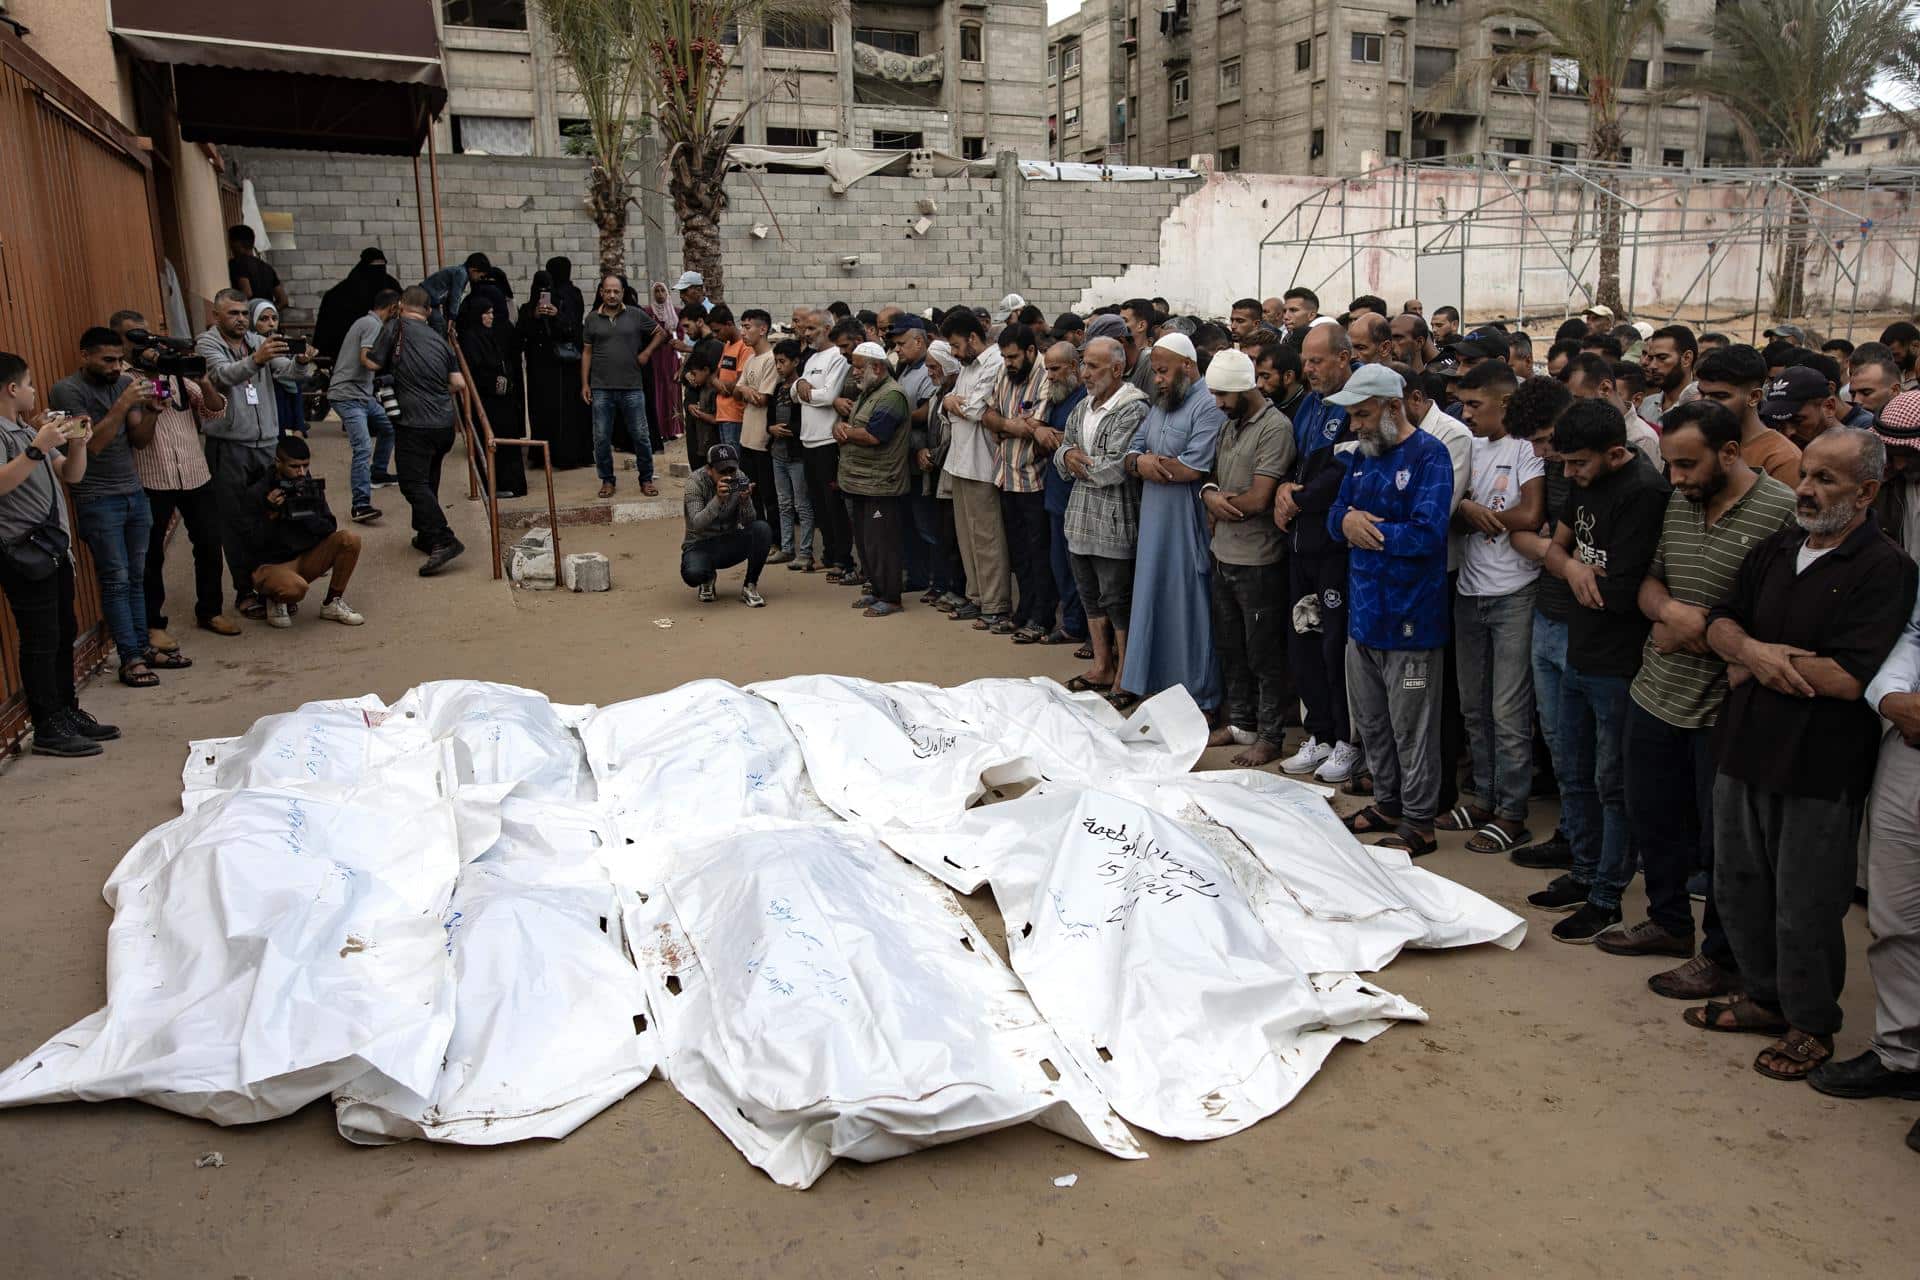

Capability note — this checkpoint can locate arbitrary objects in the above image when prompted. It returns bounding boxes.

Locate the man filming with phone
[196,287,312,621]
[681,442,770,606]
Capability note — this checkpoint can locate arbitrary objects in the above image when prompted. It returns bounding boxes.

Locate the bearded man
[1687,428,1916,1084]
[1117,333,1226,711]
[1871,390,1920,554]
[1325,363,1456,858]
[1058,337,1151,694]
[833,343,913,616]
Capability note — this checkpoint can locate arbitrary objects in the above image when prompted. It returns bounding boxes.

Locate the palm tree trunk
[590,163,629,276]
[1587,104,1625,313]
[1771,185,1812,321]
[669,139,731,302]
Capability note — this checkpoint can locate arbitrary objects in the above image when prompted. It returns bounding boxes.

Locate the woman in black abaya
[517,258,593,468]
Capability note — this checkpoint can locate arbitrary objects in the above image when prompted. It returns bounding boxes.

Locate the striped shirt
[132,377,211,492]
[1629,473,1798,728]
[991,357,1049,493]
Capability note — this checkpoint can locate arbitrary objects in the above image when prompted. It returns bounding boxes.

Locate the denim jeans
[771,446,814,560]
[1048,506,1087,639]
[591,387,652,484]
[1455,586,1537,823]
[335,398,393,509]
[1625,700,1733,963]
[716,418,742,449]
[1560,668,1635,910]
[904,491,939,591]
[74,491,153,664]
[1530,614,1570,782]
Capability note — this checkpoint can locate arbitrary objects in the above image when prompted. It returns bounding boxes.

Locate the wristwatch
[24,444,45,462]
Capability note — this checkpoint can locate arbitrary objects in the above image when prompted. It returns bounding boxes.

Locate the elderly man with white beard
[1117,333,1227,712]
[1326,363,1457,858]
[1058,336,1151,694]
[833,342,913,617]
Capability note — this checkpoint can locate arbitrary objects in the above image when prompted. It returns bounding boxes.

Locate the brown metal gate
[0,34,165,748]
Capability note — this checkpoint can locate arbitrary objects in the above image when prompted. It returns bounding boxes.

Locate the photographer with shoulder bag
[0,350,119,757]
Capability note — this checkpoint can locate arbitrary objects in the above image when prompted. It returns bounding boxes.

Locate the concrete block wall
[231,148,1195,326]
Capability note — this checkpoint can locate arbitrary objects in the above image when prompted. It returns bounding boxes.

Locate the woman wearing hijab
[517,259,592,468]
[457,292,527,498]
[315,248,401,363]
[248,299,307,436]
[647,280,684,447]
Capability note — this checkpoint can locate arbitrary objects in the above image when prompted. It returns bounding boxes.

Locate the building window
[558,117,592,155]
[1127,95,1138,134]
[1891,134,1906,151]
[764,19,833,52]
[1047,48,1057,79]
[1624,59,1649,90]
[1064,106,1080,133]
[854,28,919,56]
[1413,46,1455,89]
[1846,140,1864,156]
[1494,49,1535,92]
[1296,40,1312,72]
[1661,60,1695,87]
[1310,128,1325,158]
[1218,145,1241,171]
[1351,33,1383,64]
[720,21,738,44]
[766,126,820,147]
[1619,146,1633,164]
[1170,73,1190,111]
[1549,57,1581,94]
[959,23,983,62]
[871,129,924,150]
[1220,59,1241,96]
[442,0,526,30]
[1550,141,1578,159]
[1663,148,1685,167]
[1422,137,1447,159]
[1385,129,1402,157]
[962,135,986,160]
[1063,44,1081,75]
[452,116,533,156]
[1129,17,1139,40]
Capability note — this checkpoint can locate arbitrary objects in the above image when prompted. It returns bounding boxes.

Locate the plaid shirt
[990,357,1050,493]
[1055,383,1150,559]
[132,377,211,491]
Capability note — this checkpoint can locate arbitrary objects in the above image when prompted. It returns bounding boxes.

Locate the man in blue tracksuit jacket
[1327,363,1456,856]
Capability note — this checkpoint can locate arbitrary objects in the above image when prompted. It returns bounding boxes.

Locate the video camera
[123,329,207,379]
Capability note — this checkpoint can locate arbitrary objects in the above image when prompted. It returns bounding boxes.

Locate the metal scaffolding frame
[1257,153,1920,341]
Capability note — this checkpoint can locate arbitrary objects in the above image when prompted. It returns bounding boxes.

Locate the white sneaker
[1315,740,1363,783]
[319,597,365,626]
[1280,735,1330,774]
[266,601,292,629]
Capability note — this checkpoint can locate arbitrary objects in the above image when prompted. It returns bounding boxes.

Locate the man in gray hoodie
[195,287,311,618]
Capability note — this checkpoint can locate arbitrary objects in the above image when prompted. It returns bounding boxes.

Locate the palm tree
[1437,0,1671,313]
[538,0,843,297]
[1671,0,1917,319]
[534,0,653,275]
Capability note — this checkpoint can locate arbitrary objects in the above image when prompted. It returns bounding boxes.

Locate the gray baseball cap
[1326,362,1406,406]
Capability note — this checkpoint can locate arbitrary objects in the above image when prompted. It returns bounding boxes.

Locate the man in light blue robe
[1119,334,1226,709]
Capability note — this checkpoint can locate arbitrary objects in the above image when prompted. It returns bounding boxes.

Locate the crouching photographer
[681,443,769,606]
[246,436,364,627]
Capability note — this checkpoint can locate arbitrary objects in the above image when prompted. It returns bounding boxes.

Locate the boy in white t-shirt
[1445,359,1547,852]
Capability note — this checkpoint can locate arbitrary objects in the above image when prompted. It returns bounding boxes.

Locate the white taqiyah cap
[852,341,888,361]
[1153,332,1198,363]
[1204,347,1256,392]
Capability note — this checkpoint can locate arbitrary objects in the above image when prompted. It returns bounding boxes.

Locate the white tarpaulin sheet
[628,821,1141,1188]
[750,674,1205,831]
[0,675,1523,1183]
[884,785,1427,1139]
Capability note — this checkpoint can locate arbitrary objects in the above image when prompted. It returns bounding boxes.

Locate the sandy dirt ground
[0,430,1913,1278]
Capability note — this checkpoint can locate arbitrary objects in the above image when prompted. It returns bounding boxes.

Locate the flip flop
[1466,824,1531,855]
[1684,995,1790,1037]
[1065,675,1112,693]
[863,602,903,618]
[118,660,159,689]
[1011,626,1048,644]
[1074,643,1095,661]
[1373,825,1439,858]
[1104,689,1141,712]
[1754,1029,1833,1081]
[1037,629,1080,646]
[1342,805,1401,835]
[144,648,192,670]
[1434,805,1483,832]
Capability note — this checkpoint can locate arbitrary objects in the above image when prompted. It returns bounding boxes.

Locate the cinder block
[563,552,611,592]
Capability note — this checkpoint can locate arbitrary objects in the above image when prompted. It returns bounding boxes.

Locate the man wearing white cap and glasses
[1116,331,1226,712]
[1201,347,1297,766]
[1326,362,1457,858]
[675,271,714,315]
[834,343,913,616]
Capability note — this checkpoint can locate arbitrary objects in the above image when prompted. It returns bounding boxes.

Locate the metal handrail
[448,323,561,581]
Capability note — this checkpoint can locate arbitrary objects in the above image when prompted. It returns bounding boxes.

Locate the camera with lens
[123,328,208,379]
